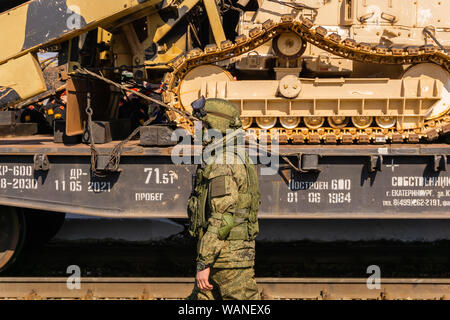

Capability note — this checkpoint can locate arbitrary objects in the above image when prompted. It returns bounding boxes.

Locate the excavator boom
[0,0,163,106]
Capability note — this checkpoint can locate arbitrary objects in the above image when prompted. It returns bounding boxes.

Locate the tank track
[162,15,450,144]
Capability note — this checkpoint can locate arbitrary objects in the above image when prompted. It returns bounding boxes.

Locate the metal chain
[85,87,102,176]
[85,107,156,176]
[103,115,157,173]
[76,68,198,175]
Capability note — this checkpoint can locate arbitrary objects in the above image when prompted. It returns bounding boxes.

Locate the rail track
[0,277,448,300]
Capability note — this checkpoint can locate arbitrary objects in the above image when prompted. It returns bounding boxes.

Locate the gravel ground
[3,235,450,278]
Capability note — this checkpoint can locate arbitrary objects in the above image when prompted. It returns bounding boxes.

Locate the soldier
[187,97,261,300]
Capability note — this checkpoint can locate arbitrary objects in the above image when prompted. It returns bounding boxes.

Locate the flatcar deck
[0,136,449,219]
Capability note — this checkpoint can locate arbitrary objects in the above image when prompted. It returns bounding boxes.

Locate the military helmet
[192,97,242,133]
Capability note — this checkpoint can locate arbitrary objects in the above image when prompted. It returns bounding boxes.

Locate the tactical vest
[187,151,260,241]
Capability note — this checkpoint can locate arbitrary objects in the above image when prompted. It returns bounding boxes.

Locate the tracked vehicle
[162,0,450,144]
[1,0,450,144]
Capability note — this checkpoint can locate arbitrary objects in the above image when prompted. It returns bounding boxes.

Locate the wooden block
[140,125,178,146]
[82,121,112,144]
[0,111,16,125]
[0,123,38,137]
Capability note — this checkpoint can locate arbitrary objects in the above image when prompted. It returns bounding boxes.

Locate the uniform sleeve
[196,162,243,266]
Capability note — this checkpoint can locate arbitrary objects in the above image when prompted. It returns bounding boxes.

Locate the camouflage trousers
[188,267,260,300]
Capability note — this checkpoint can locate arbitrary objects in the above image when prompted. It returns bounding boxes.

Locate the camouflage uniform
[189,153,260,300]
[191,266,259,300]
[187,97,260,300]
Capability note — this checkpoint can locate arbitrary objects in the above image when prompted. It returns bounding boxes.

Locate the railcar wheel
[304,116,325,129]
[280,117,301,129]
[255,117,277,129]
[0,206,25,272]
